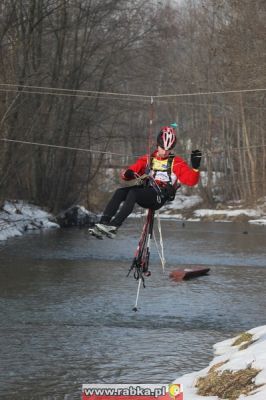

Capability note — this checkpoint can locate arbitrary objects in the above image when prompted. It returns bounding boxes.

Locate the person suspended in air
[89,125,201,239]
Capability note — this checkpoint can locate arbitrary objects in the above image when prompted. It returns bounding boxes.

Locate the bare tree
[0,0,158,211]
[0,0,265,211]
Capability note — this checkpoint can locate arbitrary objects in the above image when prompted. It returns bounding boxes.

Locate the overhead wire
[0,83,265,260]
[0,82,266,98]
[0,83,151,101]
[153,87,266,98]
[0,82,265,188]
[1,87,266,111]
[1,137,266,160]
[2,136,265,188]
[0,138,129,157]
[0,88,152,104]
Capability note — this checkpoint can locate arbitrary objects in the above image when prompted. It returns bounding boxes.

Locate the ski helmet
[157,126,176,150]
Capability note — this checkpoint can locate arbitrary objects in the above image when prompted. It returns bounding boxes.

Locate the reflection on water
[0,220,266,399]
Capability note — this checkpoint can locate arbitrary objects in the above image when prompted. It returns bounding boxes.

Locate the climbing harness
[151,153,175,181]
[149,153,181,202]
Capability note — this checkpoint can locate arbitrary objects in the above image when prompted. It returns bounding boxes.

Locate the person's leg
[110,187,164,227]
[92,187,165,239]
[99,187,130,224]
[110,187,139,227]
[95,187,138,238]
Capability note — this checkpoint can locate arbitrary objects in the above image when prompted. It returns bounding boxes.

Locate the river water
[0,219,266,399]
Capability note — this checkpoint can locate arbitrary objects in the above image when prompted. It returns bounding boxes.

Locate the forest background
[0,0,265,213]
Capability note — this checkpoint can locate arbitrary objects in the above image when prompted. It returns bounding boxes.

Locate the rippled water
[0,219,266,399]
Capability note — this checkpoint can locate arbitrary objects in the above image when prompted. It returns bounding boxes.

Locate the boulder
[57,205,98,228]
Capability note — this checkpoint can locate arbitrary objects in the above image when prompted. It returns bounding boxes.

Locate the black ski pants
[100,186,167,227]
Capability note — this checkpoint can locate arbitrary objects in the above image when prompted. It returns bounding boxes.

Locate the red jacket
[121,150,199,187]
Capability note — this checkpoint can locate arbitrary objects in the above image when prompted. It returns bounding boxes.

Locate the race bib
[153,171,169,182]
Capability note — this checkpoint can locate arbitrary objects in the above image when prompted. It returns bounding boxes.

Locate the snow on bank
[129,194,203,220]
[174,325,266,400]
[1,195,265,242]
[249,219,266,226]
[0,200,59,241]
[130,192,266,225]
[191,208,266,225]
[194,209,261,219]
[164,194,203,212]
[159,193,266,225]
[162,195,266,225]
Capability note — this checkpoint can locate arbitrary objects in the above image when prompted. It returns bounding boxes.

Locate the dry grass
[233,332,254,350]
[196,364,261,400]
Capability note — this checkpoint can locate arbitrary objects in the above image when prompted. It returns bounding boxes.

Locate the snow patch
[194,209,261,218]
[0,200,59,241]
[174,325,266,400]
[249,219,266,226]
[164,194,203,211]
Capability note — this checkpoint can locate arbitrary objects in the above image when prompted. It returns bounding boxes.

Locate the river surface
[0,219,266,399]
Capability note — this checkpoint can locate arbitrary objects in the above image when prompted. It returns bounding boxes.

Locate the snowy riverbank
[0,196,266,242]
[132,194,266,225]
[0,200,59,241]
[174,325,266,400]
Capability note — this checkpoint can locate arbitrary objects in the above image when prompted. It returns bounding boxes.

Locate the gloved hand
[191,150,202,170]
[165,183,176,201]
[124,169,136,179]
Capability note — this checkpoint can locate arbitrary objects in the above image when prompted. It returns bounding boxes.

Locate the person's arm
[121,155,148,180]
[172,151,201,186]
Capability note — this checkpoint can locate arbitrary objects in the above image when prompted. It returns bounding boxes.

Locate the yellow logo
[152,158,168,171]
[168,384,181,398]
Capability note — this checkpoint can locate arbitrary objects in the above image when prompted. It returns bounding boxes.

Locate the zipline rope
[0,82,266,99]
[1,87,266,110]
[0,88,151,103]
[132,279,142,312]
[1,137,266,159]
[0,138,128,157]
[153,211,166,273]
